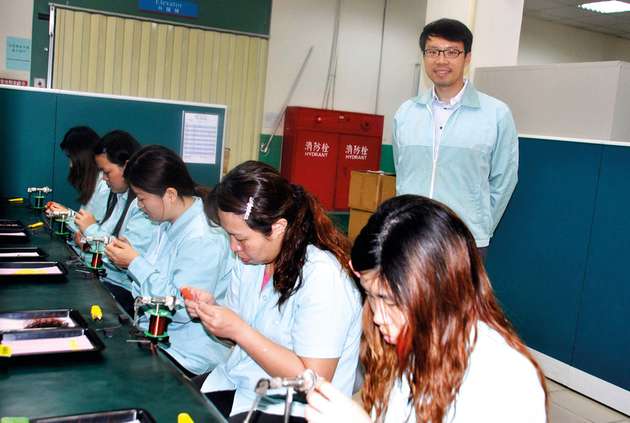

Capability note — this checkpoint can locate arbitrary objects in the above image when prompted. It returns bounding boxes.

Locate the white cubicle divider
[475,61,630,142]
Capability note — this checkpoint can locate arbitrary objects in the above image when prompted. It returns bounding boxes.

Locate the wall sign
[6,37,31,71]
[138,0,199,18]
[0,78,28,86]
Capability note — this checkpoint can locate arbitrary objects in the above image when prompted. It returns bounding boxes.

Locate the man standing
[393,18,518,256]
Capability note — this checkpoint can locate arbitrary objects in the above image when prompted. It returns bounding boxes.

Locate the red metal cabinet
[287,130,339,209]
[281,106,383,210]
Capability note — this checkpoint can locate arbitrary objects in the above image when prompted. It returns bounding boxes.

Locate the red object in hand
[46,201,54,208]
[181,287,194,301]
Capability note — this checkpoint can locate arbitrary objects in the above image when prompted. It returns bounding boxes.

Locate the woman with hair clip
[45,126,110,226]
[183,160,363,422]
[105,145,234,376]
[75,130,158,315]
[305,195,547,423]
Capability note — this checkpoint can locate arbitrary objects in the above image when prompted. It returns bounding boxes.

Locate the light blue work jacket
[83,191,158,291]
[128,197,234,375]
[201,245,363,418]
[84,176,110,222]
[393,83,518,247]
[65,176,110,233]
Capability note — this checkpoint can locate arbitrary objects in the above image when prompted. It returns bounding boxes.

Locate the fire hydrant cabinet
[281,106,384,210]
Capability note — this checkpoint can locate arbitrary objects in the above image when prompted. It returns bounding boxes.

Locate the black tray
[0,247,47,261]
[0,218,25,228]
[0,327,105,357]
[0,261,67,279]
[0,308,87,332]
[0,229,29,243]
[32,409,156,423]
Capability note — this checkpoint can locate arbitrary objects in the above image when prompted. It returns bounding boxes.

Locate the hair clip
[244,196,255,220]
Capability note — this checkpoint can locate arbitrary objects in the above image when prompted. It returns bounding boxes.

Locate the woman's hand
[182,286,215,318]
[195,299,246,342]
[306,380,371,423]
[74,231,85,248]
[105,237,139,268]
[74,209,97,232]
[45,201,68,214]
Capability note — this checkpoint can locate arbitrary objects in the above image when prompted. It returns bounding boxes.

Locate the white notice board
[181,111,218,164]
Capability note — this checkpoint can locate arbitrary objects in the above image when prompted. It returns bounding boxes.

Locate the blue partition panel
[572,145,630,390]
[0,87,225,209]
[486,138,602,363]
[54,93,225,209]
[0,88,56,197]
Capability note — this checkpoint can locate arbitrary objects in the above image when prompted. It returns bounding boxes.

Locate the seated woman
[183,161,363,422]
[106,145,234,377]
[75,130,158,314]
[46,126,110,228]
[305,195,548,423]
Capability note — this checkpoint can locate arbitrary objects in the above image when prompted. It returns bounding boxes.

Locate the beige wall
[0,0,34,82]
[518,15,630,65]
[262,0,427,145]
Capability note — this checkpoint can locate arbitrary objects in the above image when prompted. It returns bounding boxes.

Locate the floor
[547,379,629,423]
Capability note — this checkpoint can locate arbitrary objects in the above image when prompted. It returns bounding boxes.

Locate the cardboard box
[348,209,373,243]
[348,171,396,212]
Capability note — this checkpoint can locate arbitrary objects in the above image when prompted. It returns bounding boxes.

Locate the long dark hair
[93,130,141,166]
[124,145,197,197]
[353,195,547,421]
[207,160,352,306]
[59,126,100,204]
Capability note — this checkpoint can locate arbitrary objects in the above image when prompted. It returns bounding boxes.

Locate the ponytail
[209,161,353,307]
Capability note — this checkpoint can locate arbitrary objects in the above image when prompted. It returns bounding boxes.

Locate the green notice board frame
[0,86,226,210]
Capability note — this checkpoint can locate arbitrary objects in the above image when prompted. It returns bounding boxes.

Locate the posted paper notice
[181,112,218,165]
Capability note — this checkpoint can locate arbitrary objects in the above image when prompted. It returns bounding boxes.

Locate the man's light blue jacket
[393,83,518,247]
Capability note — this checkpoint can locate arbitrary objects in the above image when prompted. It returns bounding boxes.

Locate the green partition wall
[486,137,630,393]
[0,86,225,210]
[572,145,630,390]
[0,88,57,201]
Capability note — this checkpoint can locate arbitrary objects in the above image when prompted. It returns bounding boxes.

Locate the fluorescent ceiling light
[579,1,630,13]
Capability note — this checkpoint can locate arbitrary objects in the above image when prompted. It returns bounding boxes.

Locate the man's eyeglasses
[423,48,465,59]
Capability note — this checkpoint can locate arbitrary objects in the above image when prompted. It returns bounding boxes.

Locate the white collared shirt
[431,79,468,148]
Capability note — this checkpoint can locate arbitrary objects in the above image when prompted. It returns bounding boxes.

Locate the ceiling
[524,0,630,40]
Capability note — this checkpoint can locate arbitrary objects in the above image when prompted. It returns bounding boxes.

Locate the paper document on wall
[181,111,218,165]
